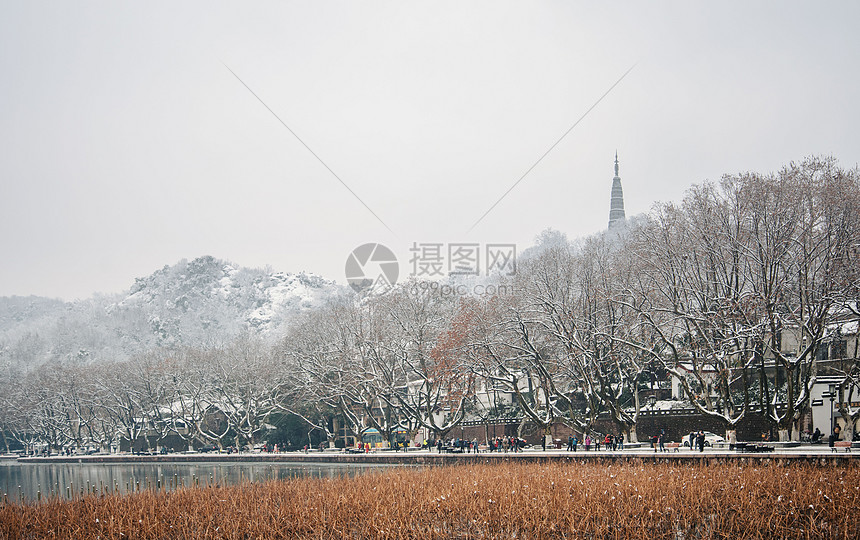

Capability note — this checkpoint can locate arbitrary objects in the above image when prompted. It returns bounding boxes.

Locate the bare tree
[92,360,150,452]
[382,283,472,443]
[629,180,762,442]
[211,335,290,449]
[283,297,385,447]
[629,158,860,441]
[462,277,564,447]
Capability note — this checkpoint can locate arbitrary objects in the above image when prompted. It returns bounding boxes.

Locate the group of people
[650,430,708,452]
[486,436,526,453]
[566,433,624,452]
[687,431,707,452]
[806,426,849,447]
[434,437,482,453]
[353,442,373,452]
[652,430,668,452]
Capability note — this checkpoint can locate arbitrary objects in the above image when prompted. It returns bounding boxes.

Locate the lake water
[0,459,396,503]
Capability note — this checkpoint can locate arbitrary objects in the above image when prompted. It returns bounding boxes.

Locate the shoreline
[13,445,857,465]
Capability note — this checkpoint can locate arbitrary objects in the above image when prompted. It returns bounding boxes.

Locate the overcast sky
[2,2,858,300]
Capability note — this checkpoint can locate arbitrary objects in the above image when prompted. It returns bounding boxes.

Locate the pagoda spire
[608,152,626,229]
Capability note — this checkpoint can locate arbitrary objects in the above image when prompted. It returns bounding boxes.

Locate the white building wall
[810,377,860,436]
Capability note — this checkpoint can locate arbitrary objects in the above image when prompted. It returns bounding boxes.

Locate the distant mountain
[0,295,67,332]
[0,256,342,368]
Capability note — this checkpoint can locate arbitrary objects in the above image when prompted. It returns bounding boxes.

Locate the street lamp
[647,395,658,451]
[829,383,837,434]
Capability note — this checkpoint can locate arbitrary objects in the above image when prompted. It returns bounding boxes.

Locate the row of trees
[284,157,859,445]
[631,157,860,440]
[1,157,858,453]
[0,338,294,453]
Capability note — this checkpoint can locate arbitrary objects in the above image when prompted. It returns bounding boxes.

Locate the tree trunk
[624,424,638,444]
[778,429,789,442]
[790,424,801,442]
[725,429,737,444]
[544,426,553,450]
[840,411,855,443]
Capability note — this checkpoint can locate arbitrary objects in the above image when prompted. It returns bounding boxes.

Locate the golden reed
[2,460,858,539]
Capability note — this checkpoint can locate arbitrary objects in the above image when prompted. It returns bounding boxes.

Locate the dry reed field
[2,460,858,539]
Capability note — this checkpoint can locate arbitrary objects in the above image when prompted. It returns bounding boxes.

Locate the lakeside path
[15,443,858,466]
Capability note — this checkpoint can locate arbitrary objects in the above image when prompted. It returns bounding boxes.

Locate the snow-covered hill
[0,256,343,368]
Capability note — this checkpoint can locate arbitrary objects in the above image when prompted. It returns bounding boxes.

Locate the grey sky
[2,2,858,300]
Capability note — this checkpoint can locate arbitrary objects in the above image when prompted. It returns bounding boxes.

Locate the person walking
[696,431,706,452]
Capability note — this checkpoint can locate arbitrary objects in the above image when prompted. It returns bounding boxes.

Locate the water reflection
[0,460,395,502]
